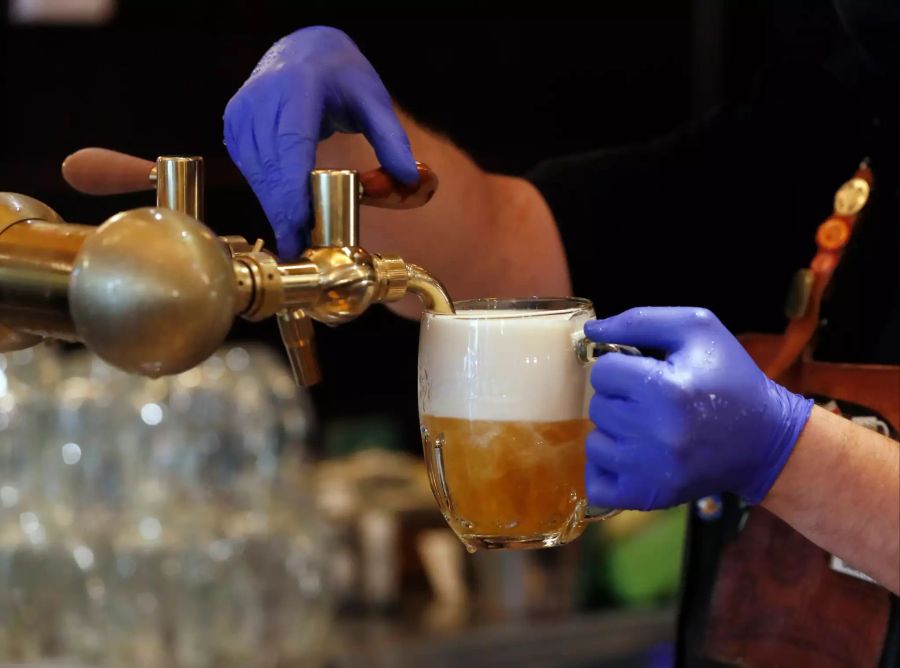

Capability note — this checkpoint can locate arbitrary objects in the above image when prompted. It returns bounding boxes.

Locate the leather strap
[742,332,900,429]
[764,161,874,379]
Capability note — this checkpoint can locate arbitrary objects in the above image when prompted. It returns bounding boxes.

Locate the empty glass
[0,343,331,667]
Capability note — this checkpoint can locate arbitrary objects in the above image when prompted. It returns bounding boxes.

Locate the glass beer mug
[418,297,638,552]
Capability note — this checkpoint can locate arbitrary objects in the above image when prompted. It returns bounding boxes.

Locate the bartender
[222,2,900,660]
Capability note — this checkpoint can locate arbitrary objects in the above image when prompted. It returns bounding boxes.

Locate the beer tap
[0,148,453,385]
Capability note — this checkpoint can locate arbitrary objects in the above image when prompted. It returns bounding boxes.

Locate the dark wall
[2,3,787,453]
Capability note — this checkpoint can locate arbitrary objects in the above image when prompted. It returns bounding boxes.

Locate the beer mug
[418,297,638,552]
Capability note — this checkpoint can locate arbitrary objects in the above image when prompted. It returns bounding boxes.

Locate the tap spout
[406,263,454,315]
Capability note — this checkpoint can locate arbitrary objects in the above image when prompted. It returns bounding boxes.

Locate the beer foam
[418,309,592,422]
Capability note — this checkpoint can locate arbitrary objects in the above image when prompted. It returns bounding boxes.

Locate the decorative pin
[696,495,723,521]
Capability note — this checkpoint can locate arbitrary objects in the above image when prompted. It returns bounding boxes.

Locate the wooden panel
[704,508,892,667]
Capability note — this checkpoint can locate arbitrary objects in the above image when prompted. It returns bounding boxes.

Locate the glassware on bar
[0,343,331,667]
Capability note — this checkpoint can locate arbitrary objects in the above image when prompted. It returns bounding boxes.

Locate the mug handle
[574,335,642,365]
[573,332,643,522]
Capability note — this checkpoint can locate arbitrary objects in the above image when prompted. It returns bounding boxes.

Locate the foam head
[418,308,593,422]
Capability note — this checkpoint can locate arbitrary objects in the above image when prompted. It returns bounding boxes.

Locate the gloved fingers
[588,395,644,440]
[224,86,303,255]
[223,89,256,175]
[342,77,418,184]
[586,464,664,511]
[273,92,325,258]
[584,428,644,474]
[584,463,622,509]
[590,351,668,400]
[585,307,722,352]
[268,138,315,259]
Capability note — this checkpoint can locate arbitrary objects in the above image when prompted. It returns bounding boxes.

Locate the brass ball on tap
[69,207,237,377]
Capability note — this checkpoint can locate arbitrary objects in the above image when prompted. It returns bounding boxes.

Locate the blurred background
[0,2,852,666]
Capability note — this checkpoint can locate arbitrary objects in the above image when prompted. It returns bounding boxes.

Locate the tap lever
[62,148,204,220]
[62,147,156,195]
[360,162,437,209]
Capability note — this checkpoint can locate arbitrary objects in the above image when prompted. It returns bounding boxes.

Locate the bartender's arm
[225,27,900,594]
[763,407,900,593]
[581,307,900,595]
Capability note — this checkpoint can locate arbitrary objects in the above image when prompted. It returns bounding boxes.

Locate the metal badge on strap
[770,161,873,380]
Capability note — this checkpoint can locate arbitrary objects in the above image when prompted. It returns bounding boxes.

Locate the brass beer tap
[0,148,453,385]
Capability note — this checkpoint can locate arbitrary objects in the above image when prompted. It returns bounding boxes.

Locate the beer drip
[0,149,454,386]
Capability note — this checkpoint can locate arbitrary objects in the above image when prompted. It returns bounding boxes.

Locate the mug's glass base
[458,530,577,553]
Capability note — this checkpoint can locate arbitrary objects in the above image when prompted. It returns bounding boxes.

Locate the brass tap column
[1,152,454,385]
[310,169,359,247]
[0,220,93,340]
[0,193,85,346]
[156,156,205,220]
[276,168,363,385]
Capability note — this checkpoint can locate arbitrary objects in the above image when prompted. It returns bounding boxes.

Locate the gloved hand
[223,26,418,259]
[584,307,813,510]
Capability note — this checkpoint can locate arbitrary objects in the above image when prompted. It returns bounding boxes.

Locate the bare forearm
[762,406,900,594]
[316,110,570,317]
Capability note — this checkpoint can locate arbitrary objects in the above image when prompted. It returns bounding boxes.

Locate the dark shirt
[527,51,899,365]
[527,46,900,666]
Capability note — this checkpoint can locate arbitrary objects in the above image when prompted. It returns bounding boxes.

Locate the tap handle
[62,147,156,195]
[359,161,438,209]
[62,148,436,209]
[308,162,437,247]
[61,148,205,220]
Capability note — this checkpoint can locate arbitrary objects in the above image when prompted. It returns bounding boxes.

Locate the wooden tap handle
[359,161,438,209]
[62,147,156,195]
[62,148,439,209]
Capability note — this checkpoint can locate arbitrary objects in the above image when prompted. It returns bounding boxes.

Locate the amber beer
[420,416,592,543]
[418,298,614,552]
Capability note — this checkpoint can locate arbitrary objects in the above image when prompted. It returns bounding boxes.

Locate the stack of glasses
[0,344,332,667]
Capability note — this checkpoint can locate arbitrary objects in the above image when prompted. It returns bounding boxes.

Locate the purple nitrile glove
[223,26,418,259]
[584,307,813,510]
